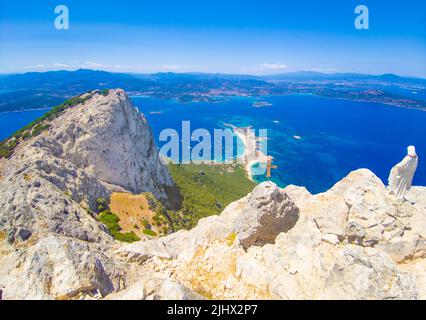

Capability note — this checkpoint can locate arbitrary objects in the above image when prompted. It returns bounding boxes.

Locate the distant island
[253,101,273,108]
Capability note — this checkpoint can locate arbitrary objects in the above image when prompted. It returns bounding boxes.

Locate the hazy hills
[0,69,425,112]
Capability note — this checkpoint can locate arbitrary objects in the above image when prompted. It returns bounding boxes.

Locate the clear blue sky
[1,0,425,77]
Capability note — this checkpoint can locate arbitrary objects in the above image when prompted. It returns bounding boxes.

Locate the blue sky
[1,0,425,77]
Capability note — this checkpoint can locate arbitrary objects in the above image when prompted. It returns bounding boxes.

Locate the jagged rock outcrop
[114,171,426,300]
[0,89,174,299]
[0,235,125,299]
[234,182,299,249]
[0,89,425,300]
[52,90,173,199]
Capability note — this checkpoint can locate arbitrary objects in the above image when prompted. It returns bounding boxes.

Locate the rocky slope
[113,172,426,300]
[0,89,174,299]
[0,89,425,300]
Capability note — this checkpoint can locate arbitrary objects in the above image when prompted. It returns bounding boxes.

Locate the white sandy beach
[224,123,269,180]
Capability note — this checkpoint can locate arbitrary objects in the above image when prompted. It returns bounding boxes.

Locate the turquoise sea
[1,95,425,194]
[132,95,426,193]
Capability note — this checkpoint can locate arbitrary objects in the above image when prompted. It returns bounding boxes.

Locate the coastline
[224,123,269,181]
[0,107,51,115]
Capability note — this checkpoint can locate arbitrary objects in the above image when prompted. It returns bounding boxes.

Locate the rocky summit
[0,89,425,300]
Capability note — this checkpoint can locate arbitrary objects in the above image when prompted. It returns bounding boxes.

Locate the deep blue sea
[1,95,425,194]
[0,109,49,140]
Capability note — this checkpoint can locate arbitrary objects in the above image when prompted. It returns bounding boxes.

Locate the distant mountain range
[260,71,426,84]
[0,69,425,112]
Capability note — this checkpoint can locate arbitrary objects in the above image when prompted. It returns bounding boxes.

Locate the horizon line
[1,68,425,81]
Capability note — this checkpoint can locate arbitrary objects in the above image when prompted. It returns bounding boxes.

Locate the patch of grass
[143,229,158,237]
[167,163,256,230]
[114,231,140,243]
[141,191,171,235]
[96,197,107,213]
[0,139,18,159]
[141,218,150,228]
[98,210,121,234]
[98,194,142,243]
[98,210,141,243]
[31,123,50,137]
[101,89,110,96]
[85,208,93,216]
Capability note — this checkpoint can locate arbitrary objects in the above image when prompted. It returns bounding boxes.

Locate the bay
[1,95,425,194]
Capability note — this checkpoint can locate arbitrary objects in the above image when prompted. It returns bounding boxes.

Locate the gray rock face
[0,89,173,299]
[285,169,413,248]
[0,235,126,300]
[329,169,404,247]
[321,246,418,300]
[234,182,299,249]
[48,90,173,199]
[0,89,173,238]
[114,171,425,300]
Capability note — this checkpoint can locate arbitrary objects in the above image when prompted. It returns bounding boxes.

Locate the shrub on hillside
[143,229,157,237]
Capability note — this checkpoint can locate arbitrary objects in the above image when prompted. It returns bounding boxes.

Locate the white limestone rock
[321,246,418,300]
[113,171,426,300]
[328,169,405,247]
[0,235,126,300]
[0,89,174,299]
[234,182,299,249]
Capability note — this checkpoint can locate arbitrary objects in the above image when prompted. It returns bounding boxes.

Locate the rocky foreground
[0,89,425,300]
[110,173,426,300]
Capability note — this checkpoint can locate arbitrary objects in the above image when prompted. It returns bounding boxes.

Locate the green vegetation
[167,163,257,230]
[96,197,107,212]
[0,139,16,158]
[114,230,140,243]
[31,123,50,137]
[142,192,170,235]
[0,90,103,159]
[109,163,255,235]
[101,89,110,96]
[98,210,121,233]
[141,218,150,228]
[98,209,141,243]
[96,197,140,243]
[143,229,158,237]
[11,95,91,140]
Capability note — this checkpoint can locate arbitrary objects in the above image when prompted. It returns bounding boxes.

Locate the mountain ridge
[1,68,426,81]
[1,69,425,114]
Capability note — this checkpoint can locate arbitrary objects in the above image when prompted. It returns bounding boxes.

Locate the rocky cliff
[0,89,425,300]
[0,89,174,299]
